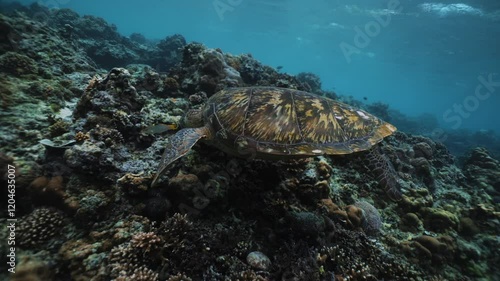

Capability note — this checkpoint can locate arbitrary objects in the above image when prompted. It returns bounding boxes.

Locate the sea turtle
[151,86,396,186]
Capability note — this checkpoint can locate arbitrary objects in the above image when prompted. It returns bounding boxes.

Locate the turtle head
[181,108,204,128]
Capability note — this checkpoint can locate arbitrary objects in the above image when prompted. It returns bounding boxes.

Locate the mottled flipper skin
[151,126,210,186]
[364,147,403,201]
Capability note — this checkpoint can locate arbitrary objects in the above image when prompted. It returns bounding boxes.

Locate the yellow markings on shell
[357,110,370,120]
[347,112,359,123]
[311,99,324,111]
[213,90,252,135]
[317,112,330,127]
[275,105,283,115]
[231,92,249,107]
[267,91,283,106]
[386,123,397,132]
[311,110,339,143]
[245,90,301,144]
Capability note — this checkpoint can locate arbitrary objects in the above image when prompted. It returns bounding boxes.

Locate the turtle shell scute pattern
[205,87,396,155]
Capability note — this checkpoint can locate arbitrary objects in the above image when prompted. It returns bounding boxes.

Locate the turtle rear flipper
[364,147,403,201]
[151,126,210,186]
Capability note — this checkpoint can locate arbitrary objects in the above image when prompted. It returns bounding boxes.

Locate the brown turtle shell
[202,87,396,157]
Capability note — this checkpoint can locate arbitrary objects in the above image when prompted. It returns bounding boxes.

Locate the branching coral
[108,232,163,280]
[231,269,269,281]
[364,147,403,201]
[113,266,159,281]
[130,231,163,256]
[157,213,193,252]
[166,273,193,281]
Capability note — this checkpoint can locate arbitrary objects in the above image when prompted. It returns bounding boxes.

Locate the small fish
[363,97,368,100]
[277,66,283,71]
[141,124,178,134]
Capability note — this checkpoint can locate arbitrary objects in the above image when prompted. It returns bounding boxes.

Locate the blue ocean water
[12,0,500,133]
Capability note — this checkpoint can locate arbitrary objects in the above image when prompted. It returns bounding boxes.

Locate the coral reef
[296,72,322,93]
[1,4,499,281]
[462,147,500,200]
[108,235,161,280]
[0,51,39,76]
[47,8,186,70]
[367,105,500,161]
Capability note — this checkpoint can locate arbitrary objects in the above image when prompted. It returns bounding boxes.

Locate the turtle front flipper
[151,126,210,186]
